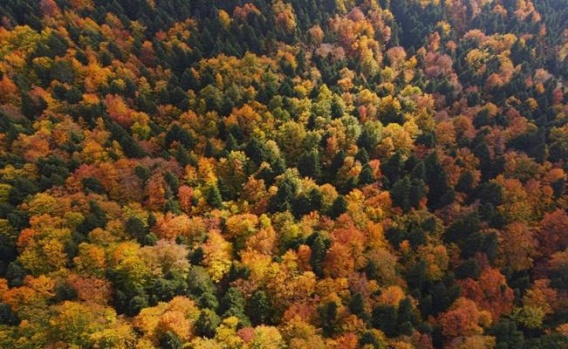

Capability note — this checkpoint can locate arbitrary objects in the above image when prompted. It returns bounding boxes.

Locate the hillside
[0,0,568,348]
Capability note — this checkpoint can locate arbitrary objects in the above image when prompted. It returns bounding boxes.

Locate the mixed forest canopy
[0,0,568,348]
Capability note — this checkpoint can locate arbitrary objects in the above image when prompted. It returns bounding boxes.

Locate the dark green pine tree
[349,293,369,321]
[219,287,246,316]
[165,124,194,150]
[318,301,338,337]
[245,137,266,166]
[206,185,223,209]
[487,318,525,349]
[371,304,398,337]
[124,216,148,244]
[194,309,221,338]
[159,331,182,349]
[329,195,347,219]
[198,292,219,310]
[268,178,296,213]
[355,148,370,164]
[359,163,375,185]
[358,331,384,349]
[247,290,272,326]
[297,150,322,181]
[77,201,108,235]
[381,151,404,187]
[390,176,411,212]
[310,235,328,278]
[396,297,416,336]
[175,145,194,167]
[424,152,454,210]
[357,129,375,152]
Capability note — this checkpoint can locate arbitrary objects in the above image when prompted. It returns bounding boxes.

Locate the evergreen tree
[159,331,182,349]
[371,305,398,337]
[268,178,296,213]
[194,309,221,338]
[318,301,338,337]
[310,235,328,278]
[298,150,322,181]
[247,290,272,326]
[206,185,223,208]
[329,195,347,219]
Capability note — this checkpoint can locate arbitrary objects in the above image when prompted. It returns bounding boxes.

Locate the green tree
[310,234,328,278]
[206,185,223,208]
[329,195,347,219]
[349,293,369,321]
[268,178,296,213]
[297,150,322,181]
[247,290,272,326]
[194,309,221,338]
[125,216,148,244]
[160,331,182,349]
[371,305,398,337]
[359,163,375,185]
[318,301,338,337]
[77,201,108,235]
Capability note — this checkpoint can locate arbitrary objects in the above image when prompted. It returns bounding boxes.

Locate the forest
[0,0,567,348]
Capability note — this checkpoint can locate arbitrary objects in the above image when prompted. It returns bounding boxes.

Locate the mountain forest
[0,0,568,348]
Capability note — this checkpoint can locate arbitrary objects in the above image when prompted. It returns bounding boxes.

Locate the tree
[309,234,328,278]
[268,178,296,213]
[460,268,515,320]
[397,297,416,335]
[125,216,148,244]
[438,297,492,338]
[76,201,107,235]
[371,304,398,337]
[349,293,368,321]
[0,303,20,326]
[194,309,221,338]
[488,318,525,349]
[8,177,39,206]
[206,185,223,209]
[160,331,183,349]
[250,325,285,349]
[390,177,412,212]
[219,287,248,324]
[202,231,232,282]
[539,210,568,257]
[358,163,375,185]
[165,124,195,150]
[49,301,120,348]
[499,222,536,271]
[318,301,338,337]
[329,195,347,219]
[297,150,322,181]
[247,290,272,326]
[424,152,454,210]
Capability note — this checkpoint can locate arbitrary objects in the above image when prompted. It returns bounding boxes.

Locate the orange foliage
[0,75,20,104]
[538,209,568,257]
[154,212,192,240]
[377,285,406,307]
[67,274,112,304]
[105,94,134,127]
[39,0,61,17]
[499,222,537,271]
[460,267,514,320]
[439,297,492,337]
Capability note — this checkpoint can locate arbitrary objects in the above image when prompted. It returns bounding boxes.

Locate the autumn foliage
[0,0,567,347]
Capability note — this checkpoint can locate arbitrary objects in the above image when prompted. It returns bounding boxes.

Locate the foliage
[0,0,567,347]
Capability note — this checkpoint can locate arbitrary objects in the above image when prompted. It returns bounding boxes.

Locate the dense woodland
[0,0,567,348]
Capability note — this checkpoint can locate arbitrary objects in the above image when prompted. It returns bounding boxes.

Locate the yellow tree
[202,230,233,282]
[49,301,122,347]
